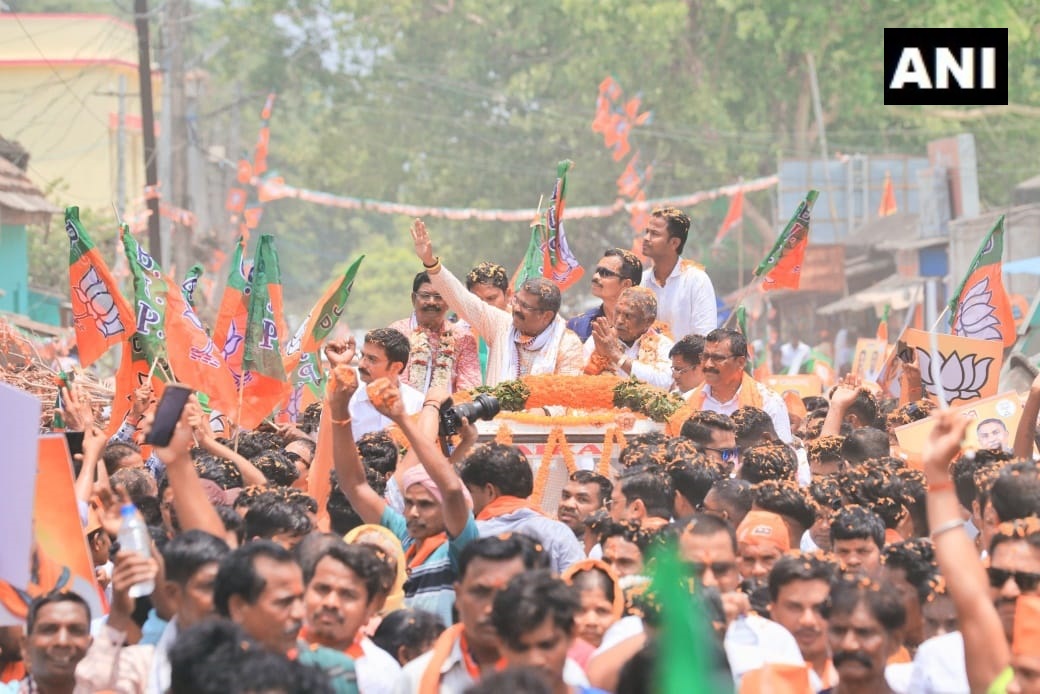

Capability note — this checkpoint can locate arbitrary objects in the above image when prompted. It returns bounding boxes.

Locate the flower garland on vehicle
[522,374,620,410]
[497,410,625,427]
[531,426,576,508]
[407,328,456,391]
[494,422,514,445]
[598,426,627,477]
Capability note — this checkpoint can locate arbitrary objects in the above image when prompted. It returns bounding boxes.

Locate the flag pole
[930,305,950,333]
[927,327,948,409]
[234,373,245,453]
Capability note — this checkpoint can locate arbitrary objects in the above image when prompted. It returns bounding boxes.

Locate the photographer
[323,355,479,627]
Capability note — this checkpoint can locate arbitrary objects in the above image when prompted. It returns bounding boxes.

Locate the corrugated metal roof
[0,156,60,219]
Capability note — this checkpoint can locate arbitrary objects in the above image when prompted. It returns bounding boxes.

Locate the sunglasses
[685,561,737,577]
[593,266,622,279]
[703,446,741,463]
[510,295,544,312]
[702,352,739,363]
[988,567,1040,592]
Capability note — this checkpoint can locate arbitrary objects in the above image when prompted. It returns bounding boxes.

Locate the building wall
[0,14,159,211]
[0,223,28,315]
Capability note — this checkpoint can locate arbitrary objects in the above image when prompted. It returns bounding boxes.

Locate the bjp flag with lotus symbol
[65,207,135,368]
[949,215,1015,348]
[901,328,1003,407]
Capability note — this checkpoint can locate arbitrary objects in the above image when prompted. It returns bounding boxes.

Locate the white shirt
[357,636,403,694]
[724,615,805,689]
[702,381,793,443]
[641,260,717,340]
[582,331,675,390]
[349,376,424,441]
[147,617,178,694]
[907,631,969,693]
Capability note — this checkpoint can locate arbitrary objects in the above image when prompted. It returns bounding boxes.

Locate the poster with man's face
[895,392,1028,463]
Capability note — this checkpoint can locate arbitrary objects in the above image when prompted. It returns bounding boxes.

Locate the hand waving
[410,218,436,266]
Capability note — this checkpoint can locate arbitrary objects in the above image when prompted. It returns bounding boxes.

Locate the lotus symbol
[952,277,1002,342]
[915,347,993,402]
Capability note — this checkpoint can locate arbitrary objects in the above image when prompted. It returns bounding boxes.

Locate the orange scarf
[419,623,506,694]
[665,372,765,436]
[299,626,365,659]
[476,495,544,522]
[406,532,448,571]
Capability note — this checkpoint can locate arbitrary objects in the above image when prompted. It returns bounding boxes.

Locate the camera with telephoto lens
[438,394,501,437]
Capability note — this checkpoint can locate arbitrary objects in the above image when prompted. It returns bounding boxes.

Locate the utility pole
[134,0,162,264]
[116,75,127,217]
[167,0,190,276]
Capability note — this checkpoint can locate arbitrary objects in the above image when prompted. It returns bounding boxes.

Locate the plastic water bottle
[117,504,154,598]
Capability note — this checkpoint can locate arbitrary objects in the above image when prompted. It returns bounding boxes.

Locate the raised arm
[924,409,1009,692]
[369,378,471,538]
[821,376,861,437]
[324,339,387,525]
[411,218,507,344]
[145,398,225,538]
[1015,371,1040,461]
[74,424,107,504]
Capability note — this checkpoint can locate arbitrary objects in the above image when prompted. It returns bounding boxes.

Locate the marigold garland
[522,374,621,410]
[494,422,514,445]
[497,410,628,427]
[598,426,627,477]
[636,331,661,366]
[584,352,611,376]
[531,426,576,508]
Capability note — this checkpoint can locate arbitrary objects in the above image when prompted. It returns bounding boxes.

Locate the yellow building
[0,13,160,211]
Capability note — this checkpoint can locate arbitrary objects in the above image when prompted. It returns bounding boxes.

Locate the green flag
[239,235,291,429]
[181,263,204,309]
[284,255,365,399]
[511,215,546,292]
[651,545,730,694]
[122,225,169,365]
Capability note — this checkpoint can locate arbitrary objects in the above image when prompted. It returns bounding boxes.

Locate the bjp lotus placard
[895,392,1030,464]
[900,328,1003,407]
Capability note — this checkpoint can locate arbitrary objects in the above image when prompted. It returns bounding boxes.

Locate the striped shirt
[380,506,479,626]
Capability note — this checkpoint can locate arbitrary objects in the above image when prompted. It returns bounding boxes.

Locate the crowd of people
[6,207,1040,693]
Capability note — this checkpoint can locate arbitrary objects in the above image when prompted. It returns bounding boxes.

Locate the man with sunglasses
[680,410,740,470]
[389,271,481,394]
[567,248,642,342]
[410,219,584,386]
[583,287,674,389]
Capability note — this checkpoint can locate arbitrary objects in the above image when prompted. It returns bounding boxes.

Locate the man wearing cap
[737,511,790,582]
[326,372,478,626]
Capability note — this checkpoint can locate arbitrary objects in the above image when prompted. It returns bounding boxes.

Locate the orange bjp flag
[65,207,135,367]
[949,215,1016,348]
[714,189,744,246]
[164,277,238,416]
[878,171,897,217]
[755,190,818,291]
